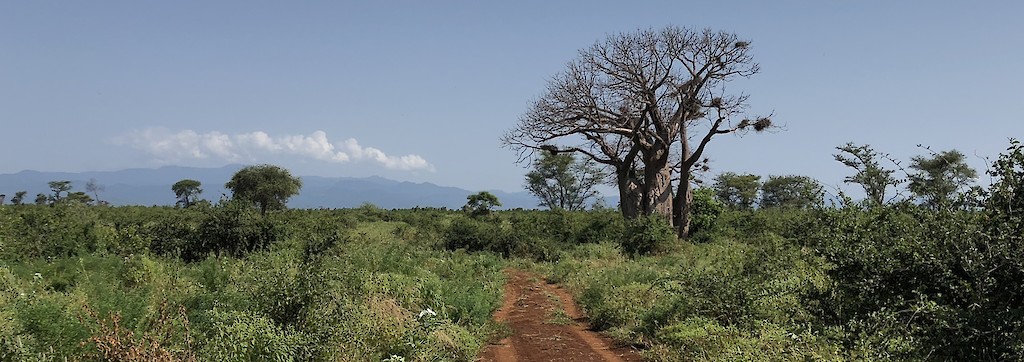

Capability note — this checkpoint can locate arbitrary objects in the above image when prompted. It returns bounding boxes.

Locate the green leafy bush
[201,310,309,361]
[1,205,98,260]
[688,187,723,241]
[805,140,1024,360]
[620,215,675,256]
[443,216,561,261]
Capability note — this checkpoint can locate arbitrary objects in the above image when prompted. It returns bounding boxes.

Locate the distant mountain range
[0,165,544,209]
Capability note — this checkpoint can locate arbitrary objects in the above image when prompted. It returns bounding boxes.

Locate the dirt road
[478,269,641,362]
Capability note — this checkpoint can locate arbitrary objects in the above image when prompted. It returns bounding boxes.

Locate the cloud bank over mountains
[117,128,434,171]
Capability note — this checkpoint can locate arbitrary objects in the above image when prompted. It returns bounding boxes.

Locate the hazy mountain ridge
[0,165,542,209]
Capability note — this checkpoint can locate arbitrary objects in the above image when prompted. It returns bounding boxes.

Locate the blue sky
[2,1,1022,197]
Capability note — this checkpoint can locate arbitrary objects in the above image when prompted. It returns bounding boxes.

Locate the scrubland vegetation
[2,140,1023,361]
[0,204,506,361]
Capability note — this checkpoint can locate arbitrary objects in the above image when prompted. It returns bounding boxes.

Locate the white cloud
[117,128,434,171]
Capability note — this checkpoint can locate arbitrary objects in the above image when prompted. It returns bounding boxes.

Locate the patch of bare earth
[478,269,642,362]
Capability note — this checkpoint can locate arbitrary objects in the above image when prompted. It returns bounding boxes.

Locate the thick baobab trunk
[673,168,693,238]
[620,149,676,223]
[620,167,675,223]
[637,146,675,224]
[673,136,694,238]
[617,169,642,219]
[646,165,674,224]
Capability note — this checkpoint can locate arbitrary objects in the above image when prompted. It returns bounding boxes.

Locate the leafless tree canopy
[502,26,771,236]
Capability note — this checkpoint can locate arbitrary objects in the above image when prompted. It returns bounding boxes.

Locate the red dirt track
[478,269,642,362]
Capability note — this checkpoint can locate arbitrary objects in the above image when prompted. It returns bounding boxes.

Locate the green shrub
[688,187,723,240]
[444,217,500,253]
[444,216,563,261]
[2,205,97,260]
[652,318,841,362]
[93,223,152,256]
[620,215,676,256]
[0,266,34,361]
[201,310,310,362]
[151,201,282,262]
[120,254,164,288]
[15,295,91,357]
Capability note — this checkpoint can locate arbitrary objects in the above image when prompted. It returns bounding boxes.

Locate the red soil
[478,269,642,362]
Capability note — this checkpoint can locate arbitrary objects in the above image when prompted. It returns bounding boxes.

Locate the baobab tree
[502,26,771,237]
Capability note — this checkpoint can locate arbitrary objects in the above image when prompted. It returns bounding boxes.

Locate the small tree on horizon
[172,179,204,208]
[834,143,899,206]
[10,191,26,205]
[760,175,824,209]
[85,178,105,204]
[463,191,501,217]
[525,152,607,211]
[712,172,761,210]
[47,180,72,204]
[225,165,302,215]
[907,149,977,208]
[65,191,93,205]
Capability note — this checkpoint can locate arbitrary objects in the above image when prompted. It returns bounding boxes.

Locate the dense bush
[0,204,98,260]
[805,140,1024,360]
[620,215,676,256]
[443,216,561,261]
[442,210,626,261]
[548,235,838,361]
[192,201,281,260]
[687,187,723,241]
[0,209,506,361]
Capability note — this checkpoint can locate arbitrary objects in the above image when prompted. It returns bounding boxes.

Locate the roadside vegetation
[1,140,1022,361]
[0,205,507,361]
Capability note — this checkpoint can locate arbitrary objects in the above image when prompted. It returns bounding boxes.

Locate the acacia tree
[85,178,105,204]
[712,172,761,209]
[225,165,302,215]
[10,191,26,205]
[907,149,977,208]
[503,26,770,237]
[834,143,898,206]
[760,175,824,209]
[172,179,204,208]
[525,152,607,211]
[48,180,72,203]
[65,191,93,205]
[464,191,501,217]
